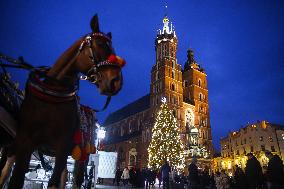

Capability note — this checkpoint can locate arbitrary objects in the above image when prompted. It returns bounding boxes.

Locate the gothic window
[184,80,188,87]
[156,71,160,80]
[173,109,176,117]
[156,96,159,105]
[172,60,175,68]
[185,109,194,127]
[172,71,175,79]
[199,93,205,101]
[261,145,265,151]
[271,146,275,152]
[121,127,124,136]
[171,83,175,91]
[129,121,132,133]
[137,119,140,131]
[198,79,202,87]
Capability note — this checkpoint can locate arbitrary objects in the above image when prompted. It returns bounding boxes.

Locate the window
[173,110,176,117]
[172,71,175,79]
[171,83,175,91]
[199,93,202,101]
[184,80,188,87]
[244,138,246,144]
[250,146,254,152]
[271,146,275,152]
[261,145,265,151]
[198,79,201,87]
[155,71,160,80]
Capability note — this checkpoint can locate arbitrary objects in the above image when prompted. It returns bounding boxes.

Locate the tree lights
[147,99,185,170]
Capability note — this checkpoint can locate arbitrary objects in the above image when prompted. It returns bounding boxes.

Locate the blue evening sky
[1,0,284,150]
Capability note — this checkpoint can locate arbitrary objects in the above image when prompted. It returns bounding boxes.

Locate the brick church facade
[103,16,213,169]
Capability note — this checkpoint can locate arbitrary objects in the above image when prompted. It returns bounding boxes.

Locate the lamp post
[97,124,106,151]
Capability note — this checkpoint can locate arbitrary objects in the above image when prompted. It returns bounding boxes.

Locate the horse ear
[90,14,100,32]
[107,32,112,39]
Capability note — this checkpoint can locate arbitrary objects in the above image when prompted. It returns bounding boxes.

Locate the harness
[27,67,78,103]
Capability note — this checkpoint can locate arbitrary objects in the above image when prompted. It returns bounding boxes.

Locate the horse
[0,14,125,189]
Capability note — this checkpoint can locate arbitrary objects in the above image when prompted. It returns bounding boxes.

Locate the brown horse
[0,14,124,189]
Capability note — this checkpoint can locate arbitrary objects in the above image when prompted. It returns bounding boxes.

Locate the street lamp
[96,124,106,151]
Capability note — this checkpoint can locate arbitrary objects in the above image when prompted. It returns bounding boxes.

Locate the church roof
[103,94,150,126]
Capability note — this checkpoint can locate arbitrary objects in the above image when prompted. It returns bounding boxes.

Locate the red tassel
[108,54,117,63]
[74,130,82,144]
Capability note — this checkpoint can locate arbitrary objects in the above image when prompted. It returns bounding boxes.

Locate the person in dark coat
[129,167,137,187]
[114,167,122,186]
[160,161,171,189]
[233,165,248,189]
[157,170,162,188]
[265,151,284,189]
[245,153,264,189]
[200,167,210,188]
[188,157,200,189]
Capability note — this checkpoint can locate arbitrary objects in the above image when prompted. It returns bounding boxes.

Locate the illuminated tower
[150,15,183,120]
[183,49,213,155]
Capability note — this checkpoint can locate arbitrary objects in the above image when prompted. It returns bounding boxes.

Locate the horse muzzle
[99,73,123,96]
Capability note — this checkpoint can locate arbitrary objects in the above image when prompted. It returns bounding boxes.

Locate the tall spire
[157,2,175,36]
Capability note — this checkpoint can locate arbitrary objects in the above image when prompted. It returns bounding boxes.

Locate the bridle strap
[92,96,111,112]
[78,33,114,112]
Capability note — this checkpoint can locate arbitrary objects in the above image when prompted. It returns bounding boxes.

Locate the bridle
[77,32,125,112]
[78,32,124,83]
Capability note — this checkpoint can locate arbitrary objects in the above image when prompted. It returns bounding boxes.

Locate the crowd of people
[112,151,283,189]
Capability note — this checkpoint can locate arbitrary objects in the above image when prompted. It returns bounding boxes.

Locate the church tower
[150,15,183,120]
[182,49,213,155]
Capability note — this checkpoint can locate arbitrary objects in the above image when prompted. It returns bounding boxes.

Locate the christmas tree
[147,98,185,170]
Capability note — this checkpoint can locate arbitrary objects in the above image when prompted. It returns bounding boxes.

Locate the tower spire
[164,1,168,17]
[158,1,175,36]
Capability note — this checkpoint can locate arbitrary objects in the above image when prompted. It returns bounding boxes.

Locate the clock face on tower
[185,109,194,127]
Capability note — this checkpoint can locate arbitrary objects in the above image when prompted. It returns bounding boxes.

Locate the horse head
[76,14,125,96]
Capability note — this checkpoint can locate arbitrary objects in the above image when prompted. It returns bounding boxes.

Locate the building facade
[103,16,213,169]
[212,120,284,175]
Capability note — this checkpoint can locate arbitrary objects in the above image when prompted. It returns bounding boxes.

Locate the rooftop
[103,94,150,126]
